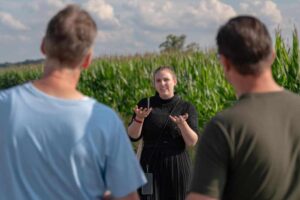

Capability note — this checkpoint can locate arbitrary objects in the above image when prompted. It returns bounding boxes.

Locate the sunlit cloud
[239,0,282,25]
[0,11,28,31]
[84,0,120,26]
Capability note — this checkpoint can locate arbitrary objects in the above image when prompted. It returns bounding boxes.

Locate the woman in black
[128,66,199,200]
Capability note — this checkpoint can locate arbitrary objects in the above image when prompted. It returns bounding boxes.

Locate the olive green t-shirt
[190,90,300,200]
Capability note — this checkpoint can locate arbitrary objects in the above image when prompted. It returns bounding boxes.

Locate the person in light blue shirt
[0,4,146,200]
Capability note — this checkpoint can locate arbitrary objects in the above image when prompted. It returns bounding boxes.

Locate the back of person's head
[44,4,97,67]
[216,15,272,75]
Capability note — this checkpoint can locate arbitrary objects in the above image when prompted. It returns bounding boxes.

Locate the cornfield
[0,32,299,132]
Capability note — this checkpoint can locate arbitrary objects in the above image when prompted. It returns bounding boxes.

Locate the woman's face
[154,69,177,99]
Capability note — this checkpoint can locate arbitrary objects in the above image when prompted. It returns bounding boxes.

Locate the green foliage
[159,34,187,53]
[185,42,200,53]
[0,65,42,89]
[0,32,299,131]
[80,52,236,127]
[273,29,300,92]
[159,34,200,54]
[0,32,299,161]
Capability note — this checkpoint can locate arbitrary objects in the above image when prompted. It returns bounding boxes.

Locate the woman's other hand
[169,113,198,146]
[169,113,188,125]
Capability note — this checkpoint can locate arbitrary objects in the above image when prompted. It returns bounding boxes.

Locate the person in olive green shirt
[186,16,300,200]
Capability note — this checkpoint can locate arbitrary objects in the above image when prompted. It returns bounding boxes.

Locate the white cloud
[130,0,236,30]
[84,0,119,26]
[47,0,67,8]
[240,3,248,11]
[263,1,282,24]
[188,0,236,27]
[97,30,112,42]
[0,0,296,63]
[96,28,133,43]
[162,1,173,12]
[239,0,282,25]
[0,11,28,31]
[137,1,176,29]
[94,27,145,56]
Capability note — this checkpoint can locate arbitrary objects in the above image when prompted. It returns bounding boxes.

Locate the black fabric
[130,93,199,200]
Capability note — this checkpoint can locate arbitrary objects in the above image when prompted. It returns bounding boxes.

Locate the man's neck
[234,71,283,97]
[33,60,84,100]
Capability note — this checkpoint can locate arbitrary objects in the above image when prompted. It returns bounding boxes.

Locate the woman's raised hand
[134,106,152,120]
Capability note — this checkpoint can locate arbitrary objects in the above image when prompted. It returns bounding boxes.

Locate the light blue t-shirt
[0,82,146,200]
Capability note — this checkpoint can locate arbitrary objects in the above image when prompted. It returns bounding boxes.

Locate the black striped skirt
[139,146,192,200]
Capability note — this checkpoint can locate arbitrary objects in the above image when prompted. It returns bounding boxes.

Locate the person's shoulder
[177,96,196,109]
[282,89,300,101]
[207,112,227,128]
[0,83,27,102]
[278,90,300,113]
[87,100,126,137]
[181,98,195,106]
[91,100,120,120]
[209,103,244,130]
[0,88,10,101]
[214,90,300,124]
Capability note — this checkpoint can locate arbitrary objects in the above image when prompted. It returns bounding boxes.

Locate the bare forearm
[127,119,144,139]
[128,106,152,139]
[177,121,198,146]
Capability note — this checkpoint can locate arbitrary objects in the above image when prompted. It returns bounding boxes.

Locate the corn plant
[0,32,298,130]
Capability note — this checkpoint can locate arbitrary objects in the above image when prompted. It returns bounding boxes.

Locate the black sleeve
[186,103,199,134]
[189,118,230,198]
[129,133,142,142]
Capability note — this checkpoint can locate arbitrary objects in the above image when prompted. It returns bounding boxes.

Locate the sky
[0,0,299,63]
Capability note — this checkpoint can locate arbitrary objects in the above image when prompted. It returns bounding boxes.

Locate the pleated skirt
[139,148,191,200]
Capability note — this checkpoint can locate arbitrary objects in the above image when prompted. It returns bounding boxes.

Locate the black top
[131,93,199,151]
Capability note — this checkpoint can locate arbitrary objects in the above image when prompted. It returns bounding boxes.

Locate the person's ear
[220,54,232,73]
[40,38,46,55]
[82,50,93,69]
[174,78,177,86]
[271,48,276,62]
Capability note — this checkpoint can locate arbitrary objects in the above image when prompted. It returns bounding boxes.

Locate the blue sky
[0,0,299,63]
